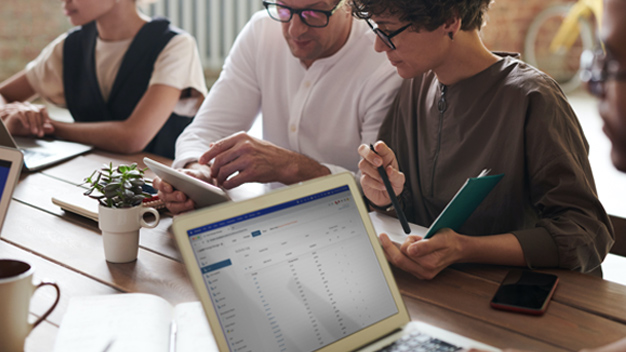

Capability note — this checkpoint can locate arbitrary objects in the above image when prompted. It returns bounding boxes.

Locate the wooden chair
[609,215,626,257]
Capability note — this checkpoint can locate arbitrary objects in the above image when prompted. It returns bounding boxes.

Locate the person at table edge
[0,0,207,159]
[354,0,614,280]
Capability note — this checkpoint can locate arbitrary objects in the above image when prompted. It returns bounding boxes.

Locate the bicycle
[524,0,602,93]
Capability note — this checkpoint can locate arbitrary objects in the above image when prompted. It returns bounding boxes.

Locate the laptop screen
[0,160,11,199]
[185,185,399,352]
[0,147,22,233]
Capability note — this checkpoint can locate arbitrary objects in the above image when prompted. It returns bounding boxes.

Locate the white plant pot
[98,205,160,263]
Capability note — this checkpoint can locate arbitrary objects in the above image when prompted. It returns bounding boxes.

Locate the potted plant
[83,163,160,263]
[83,162,151,208]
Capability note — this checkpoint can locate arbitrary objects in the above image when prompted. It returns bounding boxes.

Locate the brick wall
[482,0,572,57]
[0,0,70,82]
[0,0,574,82]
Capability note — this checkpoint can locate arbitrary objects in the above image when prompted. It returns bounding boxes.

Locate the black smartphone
[490,269,559,315]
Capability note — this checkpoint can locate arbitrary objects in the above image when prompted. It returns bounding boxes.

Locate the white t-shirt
[25,25,208,114]
[174,11,403,176]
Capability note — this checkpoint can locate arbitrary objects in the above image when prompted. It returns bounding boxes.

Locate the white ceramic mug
[98,205,160,263]
[0,259,60,352]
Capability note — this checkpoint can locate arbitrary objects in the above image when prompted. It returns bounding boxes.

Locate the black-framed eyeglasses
[580,49,626,97]
[365,19,411,50]
[263,0,343,28]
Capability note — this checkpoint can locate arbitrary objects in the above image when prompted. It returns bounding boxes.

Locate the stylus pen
[369,144,411,234]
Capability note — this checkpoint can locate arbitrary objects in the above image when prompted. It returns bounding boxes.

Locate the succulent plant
[83,163,151,208]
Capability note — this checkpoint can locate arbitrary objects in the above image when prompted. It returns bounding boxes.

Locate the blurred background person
[0,0,207,158]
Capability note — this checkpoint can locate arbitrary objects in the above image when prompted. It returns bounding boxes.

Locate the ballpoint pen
[369,144,411,234]
[101,340,114,352]
[169,322,177,352]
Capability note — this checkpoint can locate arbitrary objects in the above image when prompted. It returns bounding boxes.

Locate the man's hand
[1,102,54,137]
[153,163,214,215]
[199,132,330,189]
[357,141,405,208]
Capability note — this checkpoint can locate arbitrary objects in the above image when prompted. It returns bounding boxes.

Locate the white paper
[54,295,217,352]
[368,211,428,244]
[54,294,173,352]
[174,302,218,352]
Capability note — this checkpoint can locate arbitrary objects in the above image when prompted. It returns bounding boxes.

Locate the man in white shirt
[155,0,401,214]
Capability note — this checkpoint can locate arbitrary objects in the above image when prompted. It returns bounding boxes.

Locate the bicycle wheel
[524,4,594,93]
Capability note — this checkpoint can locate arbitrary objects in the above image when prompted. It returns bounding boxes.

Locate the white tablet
[143,157,230,208]
[0,146,23,232]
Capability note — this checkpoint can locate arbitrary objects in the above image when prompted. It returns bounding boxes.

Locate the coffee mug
[98,205,160,263]
[0,259,60,352]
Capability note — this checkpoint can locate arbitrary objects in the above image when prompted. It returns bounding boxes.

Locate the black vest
[63,18,193,159]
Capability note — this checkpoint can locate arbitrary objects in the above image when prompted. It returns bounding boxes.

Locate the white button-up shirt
[174,11,402,177]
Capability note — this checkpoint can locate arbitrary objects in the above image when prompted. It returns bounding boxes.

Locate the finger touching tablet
[144,157,230,208]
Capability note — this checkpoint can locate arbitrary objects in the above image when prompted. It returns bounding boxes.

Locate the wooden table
[3,150,626,352]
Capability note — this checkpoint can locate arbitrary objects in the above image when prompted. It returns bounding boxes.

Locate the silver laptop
[0,118,92,171]
[172,173,500,352]
[0,146,23,232]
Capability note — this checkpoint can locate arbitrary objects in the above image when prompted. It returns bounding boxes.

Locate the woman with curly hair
[354,0,614,279]
[0,0,207,158]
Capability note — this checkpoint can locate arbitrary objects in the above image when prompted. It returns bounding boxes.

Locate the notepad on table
[369,211,428,244]
[51,185,164,222]
[53,293,217,352]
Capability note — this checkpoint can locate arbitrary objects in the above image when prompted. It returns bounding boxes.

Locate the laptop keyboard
[378,331,462,352]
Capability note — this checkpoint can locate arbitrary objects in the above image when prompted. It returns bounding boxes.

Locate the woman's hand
[357,141,405,208]
[1,102,54,137]
[379,227,526,280]
[379,228,465,280]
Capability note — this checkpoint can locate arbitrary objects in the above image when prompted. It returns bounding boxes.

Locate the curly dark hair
[351,0,493,32]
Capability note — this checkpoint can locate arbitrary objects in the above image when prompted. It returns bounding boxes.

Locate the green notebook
[424,169,504,239]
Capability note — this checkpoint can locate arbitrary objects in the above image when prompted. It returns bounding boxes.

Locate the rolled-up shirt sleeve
[511,79,614,272]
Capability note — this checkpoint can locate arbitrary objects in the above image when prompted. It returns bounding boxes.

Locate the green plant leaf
[82,161,149,208]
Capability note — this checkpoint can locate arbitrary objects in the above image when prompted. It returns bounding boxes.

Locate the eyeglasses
[365,19,411,50]
[263,1,343,28]
[580,49,626,97]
